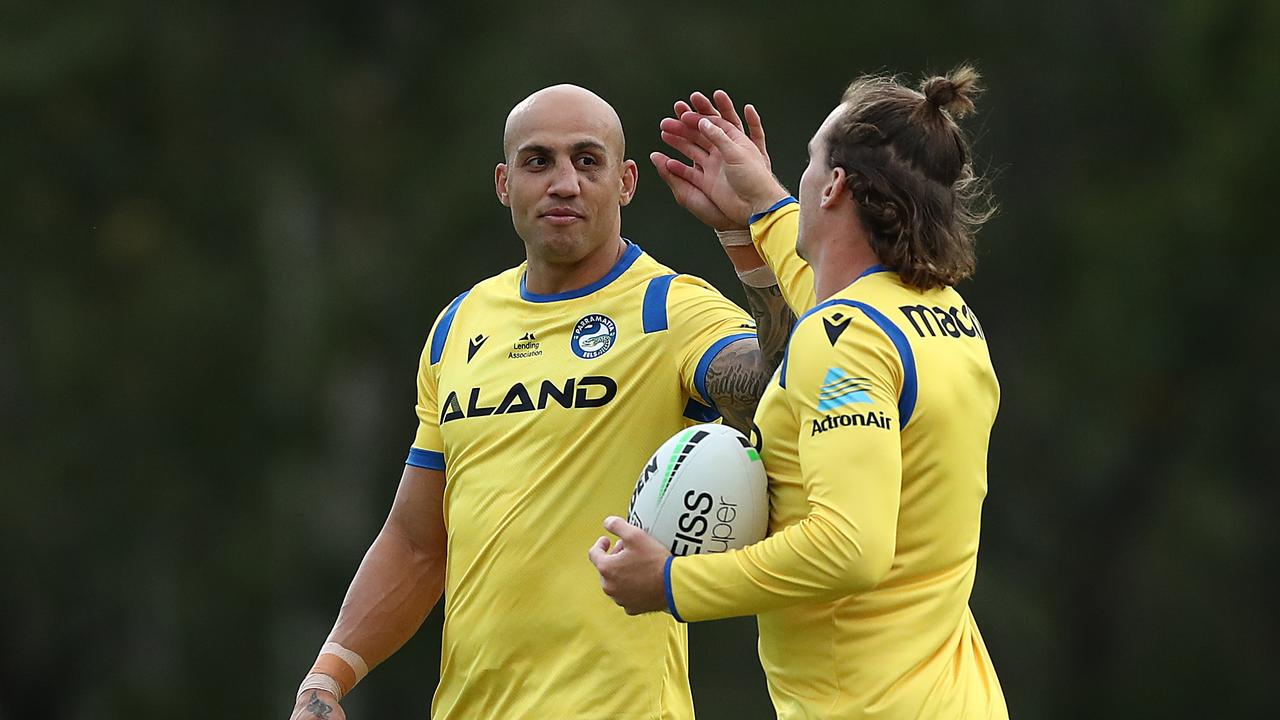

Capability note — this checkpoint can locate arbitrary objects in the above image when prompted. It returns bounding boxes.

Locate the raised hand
[653,90,787,229]
[681,90,771,172]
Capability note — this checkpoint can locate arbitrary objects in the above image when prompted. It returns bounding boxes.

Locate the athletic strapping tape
[714,228,753,247]
[296,641,369,702]
[737,264,778,288]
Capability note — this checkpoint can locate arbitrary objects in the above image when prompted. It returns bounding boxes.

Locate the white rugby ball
[626,424,768,556]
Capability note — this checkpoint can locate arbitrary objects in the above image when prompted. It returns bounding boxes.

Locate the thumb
[697,117,741,157]
[603,515,646,543]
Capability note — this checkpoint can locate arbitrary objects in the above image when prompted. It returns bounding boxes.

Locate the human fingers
[660,129,711,166]
[651,151,688,184]
[674,99,693,117]
[604,515,654,547]
[696,116,745,157]
[588,535,612,568]
[662,116,714,153]
[661,156,704,187]
[745,103,768,158]
[712,89,744,131]
[653,152,710,192]
[689,91,718,118]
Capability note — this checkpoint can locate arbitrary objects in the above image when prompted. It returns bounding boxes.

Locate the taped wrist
[714,228,753,247]
[737,264,778,288]
[296,642,369,702]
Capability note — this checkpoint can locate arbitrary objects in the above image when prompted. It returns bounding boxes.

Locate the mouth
[539,207,585,225]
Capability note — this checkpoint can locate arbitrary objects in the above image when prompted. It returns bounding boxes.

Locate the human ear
[619,159,638,207]
[820,167,848,210]
[495,163,511,207]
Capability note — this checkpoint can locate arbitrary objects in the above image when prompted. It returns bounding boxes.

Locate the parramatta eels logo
[571,314,617,359]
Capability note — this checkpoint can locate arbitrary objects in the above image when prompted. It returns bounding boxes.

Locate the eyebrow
[516,140,609,156]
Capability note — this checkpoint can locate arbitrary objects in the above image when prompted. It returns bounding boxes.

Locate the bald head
[503,84,625,162]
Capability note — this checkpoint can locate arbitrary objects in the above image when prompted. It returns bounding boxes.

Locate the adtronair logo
[816,368,872,411]
[811,368,890,435]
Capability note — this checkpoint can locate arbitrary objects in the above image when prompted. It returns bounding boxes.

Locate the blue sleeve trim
[664,555,685,623]
[693,332,757,408]
[787,299,918,427]
[748,196,798,225]
[778,319,799,389]
[682,398,721,423]
[519,241,643,302]
[642,274,677,333]
[429,291,470,365]
[405,448,445,471]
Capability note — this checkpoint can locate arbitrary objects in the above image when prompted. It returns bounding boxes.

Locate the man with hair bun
[592,67,1008,719]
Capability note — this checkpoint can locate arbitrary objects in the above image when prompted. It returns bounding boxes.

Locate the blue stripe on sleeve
[642,274,677,333]
[405,448,445,471]
[778,321,798,389]
[682,398,721,423]
[693,332,757,408]
[853,303,918,427]
[429,291,470,365]
[664,556,685,623]
[787,298,918,427]
[748,196,798,225]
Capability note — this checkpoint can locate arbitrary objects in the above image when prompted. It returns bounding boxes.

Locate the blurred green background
[3,0,1277,717]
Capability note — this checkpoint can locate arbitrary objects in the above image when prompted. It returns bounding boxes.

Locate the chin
[529,230,596,263]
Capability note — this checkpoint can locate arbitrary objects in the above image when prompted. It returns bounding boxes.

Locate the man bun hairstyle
[825,64,994,290]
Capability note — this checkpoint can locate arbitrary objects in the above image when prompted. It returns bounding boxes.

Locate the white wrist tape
[737,265,778,288]
[298,672,344,701]
[321,642,370,679]
[714,228,753,247]
[296,642,370,701]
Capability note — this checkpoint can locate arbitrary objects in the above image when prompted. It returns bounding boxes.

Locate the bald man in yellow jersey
[287,86,798,720]
[592,73,1008,719]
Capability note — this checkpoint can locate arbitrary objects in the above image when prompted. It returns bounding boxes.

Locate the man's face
[496,97,636,264]
[796,105,845,262]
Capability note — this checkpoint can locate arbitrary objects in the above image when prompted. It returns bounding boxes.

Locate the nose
[546,161,581,198]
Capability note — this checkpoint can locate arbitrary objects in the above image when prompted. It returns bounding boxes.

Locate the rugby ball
[626,424,768,556]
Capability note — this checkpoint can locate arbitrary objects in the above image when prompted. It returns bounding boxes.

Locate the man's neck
[524,237,627,295]
[811,232,880,302]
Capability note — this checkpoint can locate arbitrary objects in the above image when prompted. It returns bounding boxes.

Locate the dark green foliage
[2,1,1275,717]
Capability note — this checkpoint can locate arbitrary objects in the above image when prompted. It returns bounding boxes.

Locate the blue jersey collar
[519,240,643,303]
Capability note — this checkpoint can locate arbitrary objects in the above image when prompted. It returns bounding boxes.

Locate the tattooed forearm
[704,340,770,434]
[305,690,334,718]
[741,283,794,373]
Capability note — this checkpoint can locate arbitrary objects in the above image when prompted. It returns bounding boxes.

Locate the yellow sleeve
[668,303,904,621]
[749,198,816,314]
[662,274,757,413]
[407,292,468,472]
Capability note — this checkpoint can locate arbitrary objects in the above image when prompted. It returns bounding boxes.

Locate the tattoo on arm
[305,690,334,718]
[704,340,770,435]
[741,283,794,372]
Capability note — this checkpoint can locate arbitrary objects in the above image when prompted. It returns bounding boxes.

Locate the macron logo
[467,334,488,362]
[817,368,872,411]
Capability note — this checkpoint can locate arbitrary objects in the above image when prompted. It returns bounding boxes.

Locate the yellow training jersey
[748,198,816,313]
[408,241,754,720]
[668,201,1008,719]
